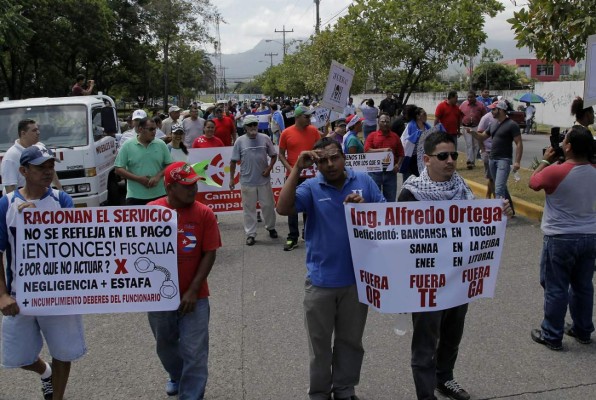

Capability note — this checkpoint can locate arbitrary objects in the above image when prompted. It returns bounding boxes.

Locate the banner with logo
[16,207,179,315]
[344,200,507,313]
[188,148,395,214]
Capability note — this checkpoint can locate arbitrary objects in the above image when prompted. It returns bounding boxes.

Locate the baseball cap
[243,115,259,126]
[164,162,201,186]
[20,144,57,166]
[132,109,147,120]
[488,100,508,110]
[168,106,181,113]
[171,122,184,134]
[336,118,346,126]
[294,105,313,117]
[346,114,364,129]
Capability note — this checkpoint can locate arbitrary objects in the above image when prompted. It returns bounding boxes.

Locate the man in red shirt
[459,90,487,169]
[212,106,236,146]
[434,91,462,149]
[279,105,322,250]
[147,162,222,399]
[364,113,405,202]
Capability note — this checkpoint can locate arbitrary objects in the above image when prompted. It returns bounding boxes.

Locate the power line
[320,3,351,28]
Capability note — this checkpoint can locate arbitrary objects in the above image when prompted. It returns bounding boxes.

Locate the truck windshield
[0,105,88,152]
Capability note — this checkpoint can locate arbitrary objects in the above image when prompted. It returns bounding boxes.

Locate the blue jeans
[148,298,210,400]
[363,124,376,141]
[370,171,397,202]
[540,234,596,345]
[488,158,514,214]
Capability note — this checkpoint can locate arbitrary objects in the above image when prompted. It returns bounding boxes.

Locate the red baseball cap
[164,162,201,186]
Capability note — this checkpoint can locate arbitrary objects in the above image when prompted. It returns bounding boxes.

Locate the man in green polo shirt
[115,117,173,205]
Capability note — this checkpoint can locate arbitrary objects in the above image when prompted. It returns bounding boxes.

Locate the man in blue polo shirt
[277,138,385,400]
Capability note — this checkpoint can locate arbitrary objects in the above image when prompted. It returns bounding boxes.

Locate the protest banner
[312,106,343,129]
[344,200,507,313]
[320,60,355,113]
[584,34,596,108]
[188,147,286,214]
[345,151,394,172]
[16,206,179,315]
[188,148,395,213]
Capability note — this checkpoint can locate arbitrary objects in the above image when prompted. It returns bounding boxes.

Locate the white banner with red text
[344,200,507,313]
[16,206,179,315]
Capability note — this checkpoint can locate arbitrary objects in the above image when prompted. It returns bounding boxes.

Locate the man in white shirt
[118,109,147,148]
[1,119,61,194]
[343,97,356,117]
[182,107,205,148]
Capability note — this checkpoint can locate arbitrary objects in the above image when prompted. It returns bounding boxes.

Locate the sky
[213,0,522,55]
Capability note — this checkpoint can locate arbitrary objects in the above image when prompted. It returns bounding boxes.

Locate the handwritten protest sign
[584,34,596,108]
[16,206,179,315]
[344,200,507,313]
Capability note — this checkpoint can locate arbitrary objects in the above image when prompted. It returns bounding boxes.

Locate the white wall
[353,80,584,128]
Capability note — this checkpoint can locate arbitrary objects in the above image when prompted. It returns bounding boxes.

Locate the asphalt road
[2,212,595,400]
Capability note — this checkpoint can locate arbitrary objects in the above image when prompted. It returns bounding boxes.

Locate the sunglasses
[245,122,258,127]
[428,152,458,161]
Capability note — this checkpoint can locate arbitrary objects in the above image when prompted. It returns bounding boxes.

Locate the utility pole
[314,0,321,34]
[264,53,278,67]
[274,25,294,59]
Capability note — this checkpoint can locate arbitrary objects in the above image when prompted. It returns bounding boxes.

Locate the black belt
[462,123,478,127]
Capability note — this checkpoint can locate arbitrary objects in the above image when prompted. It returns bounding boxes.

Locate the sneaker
[564,323,592,344]
[165,379,179,396]
[41,375,53,400]
[335,395,360,400]
[246,236,256,246]
[268,229,278,239]
[284,239,298,251]
[436,379,470,400]
[531,328,563,351]
[466,162,474,170]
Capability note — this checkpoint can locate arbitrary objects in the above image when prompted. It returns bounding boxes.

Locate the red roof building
[501,59,576,82]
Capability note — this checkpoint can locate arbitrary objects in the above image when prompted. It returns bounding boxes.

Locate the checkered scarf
[402,168,474,201]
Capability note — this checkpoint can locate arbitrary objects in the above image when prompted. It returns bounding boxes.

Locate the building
[501,59,578,82]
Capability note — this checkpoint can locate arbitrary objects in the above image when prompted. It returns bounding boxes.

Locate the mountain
[211,38,533,83]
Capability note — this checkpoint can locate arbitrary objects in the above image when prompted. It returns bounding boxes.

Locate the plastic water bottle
[394,313,410,336]
[510,165,521,182]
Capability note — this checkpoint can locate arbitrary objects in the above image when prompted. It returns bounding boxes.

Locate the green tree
[479,47,503,64]
[336,0,504,104]
[471,63,521,90]
[508,0,596,62]
[144,0,215,110]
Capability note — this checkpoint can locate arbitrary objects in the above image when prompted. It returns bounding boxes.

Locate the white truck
[0,95,121,206]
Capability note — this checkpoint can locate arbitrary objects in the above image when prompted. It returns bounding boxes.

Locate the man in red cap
[147,162,221,399]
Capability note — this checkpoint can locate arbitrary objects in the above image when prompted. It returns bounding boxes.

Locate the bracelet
[540,160,551,166]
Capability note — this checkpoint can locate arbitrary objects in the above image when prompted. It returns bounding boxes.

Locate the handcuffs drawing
[134,257,178,299]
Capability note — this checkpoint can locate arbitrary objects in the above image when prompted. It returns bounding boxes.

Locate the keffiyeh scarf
[402,168,475,201]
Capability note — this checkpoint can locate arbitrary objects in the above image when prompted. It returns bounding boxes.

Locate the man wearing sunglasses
[277,138,385,400]
[399,131,476,400]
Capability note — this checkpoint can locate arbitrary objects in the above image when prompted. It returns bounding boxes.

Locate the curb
[464,179,544,222]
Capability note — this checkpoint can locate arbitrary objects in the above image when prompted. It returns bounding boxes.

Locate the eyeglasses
[427,152,458,161]
[245,122,258,127]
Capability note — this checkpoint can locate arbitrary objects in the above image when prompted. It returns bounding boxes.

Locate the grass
[455,153,545,207]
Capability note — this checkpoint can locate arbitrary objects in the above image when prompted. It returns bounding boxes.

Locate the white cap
[132,109,147,120]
